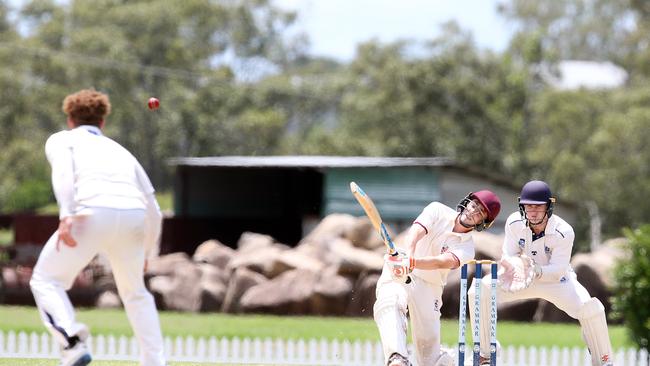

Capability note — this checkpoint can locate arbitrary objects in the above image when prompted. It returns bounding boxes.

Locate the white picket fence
[0,330,647,365]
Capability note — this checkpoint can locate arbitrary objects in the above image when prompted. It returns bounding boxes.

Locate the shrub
[612,225,650,349]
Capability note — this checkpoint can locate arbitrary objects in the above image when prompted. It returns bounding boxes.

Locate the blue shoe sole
[71,354,92,366]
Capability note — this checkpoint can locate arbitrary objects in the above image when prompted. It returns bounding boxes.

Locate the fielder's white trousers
[375,265,444,366]
[30,208,166,366]
[468,270,591,357]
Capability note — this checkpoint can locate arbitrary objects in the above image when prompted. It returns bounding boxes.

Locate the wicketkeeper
[468,180,614,366]
[29,89,167,366]
[375,190,501,366]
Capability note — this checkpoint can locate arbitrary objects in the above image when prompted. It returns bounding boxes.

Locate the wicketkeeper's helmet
[518,180,556,219]
[457,190,501,231]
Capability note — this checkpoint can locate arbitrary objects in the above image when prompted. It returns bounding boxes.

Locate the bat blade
[350,182,397,256]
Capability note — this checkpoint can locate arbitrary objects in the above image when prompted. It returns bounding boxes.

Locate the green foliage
[612,225,650,349]
[0,140,53,212]
[0,229,12,247]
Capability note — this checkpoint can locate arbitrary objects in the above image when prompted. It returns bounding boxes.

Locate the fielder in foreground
[29,89,166,366]
[468,180,614,366]
[375,190,501,366]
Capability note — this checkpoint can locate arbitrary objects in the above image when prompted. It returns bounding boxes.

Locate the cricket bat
[350,181,398,256]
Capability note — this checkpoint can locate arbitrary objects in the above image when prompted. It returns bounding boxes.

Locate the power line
[0,41,214,82]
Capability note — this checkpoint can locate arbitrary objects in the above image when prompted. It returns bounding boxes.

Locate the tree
[9,0,304,189]
[499,0,634,63]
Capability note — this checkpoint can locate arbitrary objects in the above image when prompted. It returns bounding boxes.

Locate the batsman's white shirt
[411,202,475,284]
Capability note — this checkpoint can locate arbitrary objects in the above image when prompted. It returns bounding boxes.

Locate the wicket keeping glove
[497,255,540,292]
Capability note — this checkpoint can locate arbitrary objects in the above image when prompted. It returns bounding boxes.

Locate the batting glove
[385,252,415,282]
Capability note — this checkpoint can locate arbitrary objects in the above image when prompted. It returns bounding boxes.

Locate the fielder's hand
[385,252,414,283]
[56,216,77,250]
[497,255,539,292]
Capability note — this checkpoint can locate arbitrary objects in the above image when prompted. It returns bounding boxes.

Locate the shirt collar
[74,125,103,136]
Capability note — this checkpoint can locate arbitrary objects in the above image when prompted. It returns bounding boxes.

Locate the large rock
[533,300,573,323]
[329,238,384,277]
[344,217,385,251]
[266,250,325,278]
[193,240,235,268]
[227,246,285,278]
[228,232,293,278]
[347,272,380,317]
[221,267,268,313]
[498,298,541,321]
[149,260,202,311]
[239,269,319,314]
[300,214,357,244]
[310,269,354,316]
[197,263,228,312]
[570,238,626,321]
[297,214,359,259]
[147,252,192,277]
[237,232,288,253]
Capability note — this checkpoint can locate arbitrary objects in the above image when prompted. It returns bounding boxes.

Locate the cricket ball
[148,97,160,110]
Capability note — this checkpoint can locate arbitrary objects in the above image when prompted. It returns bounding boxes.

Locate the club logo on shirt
[560,276,567,283]
[518,239,525,249]
[434,299,440,312]
[440,244,449,254]
[544,246,551,253]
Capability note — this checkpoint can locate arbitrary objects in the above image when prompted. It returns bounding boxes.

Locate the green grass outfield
[0,305,634,348]
[0,360,267,366]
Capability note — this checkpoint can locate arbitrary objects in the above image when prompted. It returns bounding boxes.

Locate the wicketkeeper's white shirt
[411,202,475,285]
[502,211,574,283]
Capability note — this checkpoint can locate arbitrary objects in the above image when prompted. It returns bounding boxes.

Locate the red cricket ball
[148,97,160,110]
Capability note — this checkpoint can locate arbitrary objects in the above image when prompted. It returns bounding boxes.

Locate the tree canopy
[0,0,649,249]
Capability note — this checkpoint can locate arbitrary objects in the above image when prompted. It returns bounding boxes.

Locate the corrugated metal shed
[169,156,455,168]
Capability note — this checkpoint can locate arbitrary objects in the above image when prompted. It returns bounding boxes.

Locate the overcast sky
[274,0,515,61]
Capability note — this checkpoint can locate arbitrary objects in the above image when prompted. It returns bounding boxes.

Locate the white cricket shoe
[59,341,91,366]
[387,352,411,366]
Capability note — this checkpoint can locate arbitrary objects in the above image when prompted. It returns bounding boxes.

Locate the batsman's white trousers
[468,270,591,357]
[375,266,444,366]
[30,207,166,366]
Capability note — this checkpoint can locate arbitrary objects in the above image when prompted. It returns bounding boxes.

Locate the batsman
[374,190,501,366]
[468,180,614,365]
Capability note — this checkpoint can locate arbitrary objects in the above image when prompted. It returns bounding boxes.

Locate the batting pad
[578,298,614,366]
[374,291,409,363]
